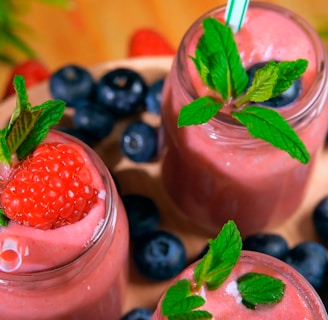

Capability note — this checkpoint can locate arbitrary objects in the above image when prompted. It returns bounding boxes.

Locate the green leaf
[237,63,279,106]
[6,108,42,155]
[192,17,248,100]
[194,220,242,290]
[16,99,65,160]
[271,59,308,97]
[178,96,223,127]
[161,279,212,320]
[0,131,11,164]
[7,75,31,131]
[231,106,310,164]
[1,27,35,58]
[237,272,285,309]
[0,208,9,227]
[0,75,66,164]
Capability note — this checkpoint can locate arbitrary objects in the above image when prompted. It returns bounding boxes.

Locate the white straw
[0,238,22,272]
[225,0,250,32]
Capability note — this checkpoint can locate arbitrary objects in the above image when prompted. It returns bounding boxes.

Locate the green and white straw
[225,0,250,32]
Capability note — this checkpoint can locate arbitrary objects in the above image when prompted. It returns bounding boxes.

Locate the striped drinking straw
[225,0,250,32]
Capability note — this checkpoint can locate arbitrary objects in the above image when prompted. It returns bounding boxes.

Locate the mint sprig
[178,17,310,164]
[231,106,310,164]
[191,17,248,99]
[237,272,285,309]
[0,75,65,164]
[161,221,286,318]
[161,279,212,319]
[194,220,242,290]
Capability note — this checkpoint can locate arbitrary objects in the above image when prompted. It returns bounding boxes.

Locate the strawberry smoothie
[152,251,327,319]
[160,2,328,236]
[0,131,129,319]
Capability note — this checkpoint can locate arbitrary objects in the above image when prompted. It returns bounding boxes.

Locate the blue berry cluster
[49,64,164,163]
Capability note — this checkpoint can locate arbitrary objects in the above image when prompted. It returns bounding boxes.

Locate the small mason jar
[0,131,129,320]
[152,251,328,319]
[159,2,328,236]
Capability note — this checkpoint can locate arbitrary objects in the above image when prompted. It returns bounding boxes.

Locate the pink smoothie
[152,251,327,319]
[160,2,328,236]
[0,131,129,319]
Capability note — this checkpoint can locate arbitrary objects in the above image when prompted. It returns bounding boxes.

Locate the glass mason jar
[0,131,129,320]
[159,2,328,236]
[152,250,328,319]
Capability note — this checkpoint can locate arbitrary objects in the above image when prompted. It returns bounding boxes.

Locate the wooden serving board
[1,57,328,313]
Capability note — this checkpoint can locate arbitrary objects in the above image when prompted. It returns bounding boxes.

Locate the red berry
[1,143,98,230]
[3,59,50,99]
[128,28,176,57]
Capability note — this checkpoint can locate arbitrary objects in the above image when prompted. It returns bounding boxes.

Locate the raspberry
[1,143,98,230]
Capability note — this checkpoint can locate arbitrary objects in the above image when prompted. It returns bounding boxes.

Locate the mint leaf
[194,220,242,290]
[270,59,308,97]
[237,272,285,309]
[178,96,223,127]
[231,106,310,164]
[162,279,212,320]
[236,63,279,106]
[192,18,248,100]
[9,75,32,129]
[16,99,65,160]
[0,208,9,227]
[0,131,11,164]
[0,75,66,164]
[6,109,42,156]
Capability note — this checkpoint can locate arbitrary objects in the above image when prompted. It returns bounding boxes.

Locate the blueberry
[121,308,153,320]
[121,120,157,162]
[246,61,302,107]
[122,194,160,239]
[133,230,187,280]
[72,100,115,140]
[242,233,289,260]
[312,197,328,245]
[96,68,148,117]
[49,64,95,106]
[284,241,328,290]
[145,78,164,115]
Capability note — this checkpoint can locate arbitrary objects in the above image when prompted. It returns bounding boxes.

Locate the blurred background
[1,0,328,99]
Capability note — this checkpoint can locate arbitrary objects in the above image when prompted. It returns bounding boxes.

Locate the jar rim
[0,130,117,282]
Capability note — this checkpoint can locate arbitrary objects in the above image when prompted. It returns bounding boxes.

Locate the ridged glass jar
[159,2,328,236]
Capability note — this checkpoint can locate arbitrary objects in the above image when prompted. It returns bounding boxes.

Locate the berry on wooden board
[128,28,175,57]
[3,59,50,99]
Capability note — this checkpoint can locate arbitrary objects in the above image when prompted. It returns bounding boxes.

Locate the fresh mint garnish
[178,17,310,164]
[194,220,242,290]
[161,279,212,319]
[191,17,248,99]
[237,272,285,309]
[0,75,65,164]
[161,221,286,318]
[231,106,310,164]
[178,96,223,127]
